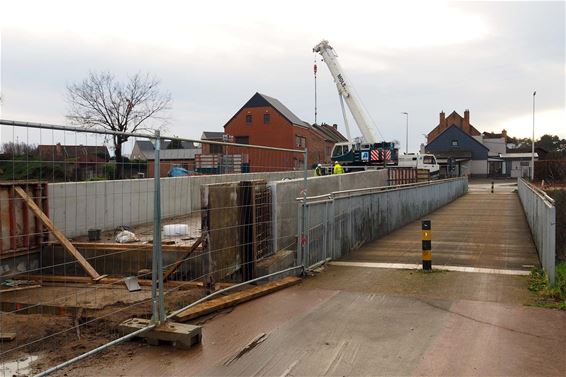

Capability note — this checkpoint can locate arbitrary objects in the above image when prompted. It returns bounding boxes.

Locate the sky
[0,0,564,153]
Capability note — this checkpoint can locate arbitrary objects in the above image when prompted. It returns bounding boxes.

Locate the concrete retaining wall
[269,170,388,252]
[49,170,309,238]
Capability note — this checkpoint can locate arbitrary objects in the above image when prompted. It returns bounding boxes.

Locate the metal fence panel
[517,178,556,284]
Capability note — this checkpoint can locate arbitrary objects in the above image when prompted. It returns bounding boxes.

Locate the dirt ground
[0,286,206,376]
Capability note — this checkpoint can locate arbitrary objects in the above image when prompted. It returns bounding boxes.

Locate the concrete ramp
[340,188,540,272]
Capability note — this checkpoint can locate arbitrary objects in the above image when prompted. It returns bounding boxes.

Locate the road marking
[329,261,531,276]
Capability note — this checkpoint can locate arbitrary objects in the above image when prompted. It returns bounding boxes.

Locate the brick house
[200,131,226,154]
[425,110,489,177]
[426,111,541,178]
[130,140,201,177]
[38,143,110,180]
[223,92,346,171]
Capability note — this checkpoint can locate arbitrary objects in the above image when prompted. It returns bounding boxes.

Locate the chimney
[332,123,338,130]
[463,109,470,134]
[502,129,507,138]
[439,111,446,129]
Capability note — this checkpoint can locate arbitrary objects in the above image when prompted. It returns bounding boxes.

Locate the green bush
[529,262,566,310]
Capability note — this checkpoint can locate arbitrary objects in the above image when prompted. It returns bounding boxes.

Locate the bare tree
[66,72,171,178]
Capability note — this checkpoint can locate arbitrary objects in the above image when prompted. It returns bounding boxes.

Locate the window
[451,140,459,147]
[235,136,249,145]
[245,114,252,124]
[520,161,530,167]
[423,156,435,164]
[295,136,306,148]
[210,144,223,154]
[263,113,270,124]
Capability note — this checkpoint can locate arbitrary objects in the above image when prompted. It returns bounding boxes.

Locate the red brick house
[223,92,346,171]
[427,110,481,144]
[38,143,110,180]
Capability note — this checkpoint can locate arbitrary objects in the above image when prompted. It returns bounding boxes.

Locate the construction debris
[115,230,139,243]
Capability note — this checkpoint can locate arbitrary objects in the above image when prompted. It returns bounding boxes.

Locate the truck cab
[398,153,440,176]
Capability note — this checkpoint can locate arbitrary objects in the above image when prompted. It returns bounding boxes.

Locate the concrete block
[118,318,202,349]
[256,250,296,281]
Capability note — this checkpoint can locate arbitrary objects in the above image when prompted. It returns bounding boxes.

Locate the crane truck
[313,40,439,176]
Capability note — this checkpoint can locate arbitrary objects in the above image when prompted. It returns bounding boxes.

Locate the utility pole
[531,91,536,181]
[402,112,409,154]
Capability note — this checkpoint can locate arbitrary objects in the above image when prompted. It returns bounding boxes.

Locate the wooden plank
[24,274,204,289]
[63,241,202,252]
[9,187,16,250]
[21,189,30,248]
[163,236,203,281]
[174,276,301,322]
[14,186,101,280]
[0,284,41,293]
[0,333,16,341]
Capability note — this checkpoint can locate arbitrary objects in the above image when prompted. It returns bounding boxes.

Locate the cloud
[0,0,564,152]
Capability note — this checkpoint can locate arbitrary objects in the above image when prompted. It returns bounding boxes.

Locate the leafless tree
[1,142,37,157]
[66,72,171,178]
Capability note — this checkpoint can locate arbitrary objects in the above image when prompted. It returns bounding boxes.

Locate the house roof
[427,124,489,151]
[144,148,202,161]
[312,124,348,143]
[133,140,197,159]
[224,92,311,129]
[201,131,224,140]
[38,144,110,162]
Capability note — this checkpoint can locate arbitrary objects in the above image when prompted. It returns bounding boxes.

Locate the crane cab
[331,142,356,163]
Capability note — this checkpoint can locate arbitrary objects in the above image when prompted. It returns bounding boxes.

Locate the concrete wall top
[49,170,311,238]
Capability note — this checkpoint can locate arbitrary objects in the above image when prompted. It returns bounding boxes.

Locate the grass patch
[528,263,566,310]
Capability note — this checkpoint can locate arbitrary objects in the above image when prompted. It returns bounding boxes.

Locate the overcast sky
[0,0,564,153]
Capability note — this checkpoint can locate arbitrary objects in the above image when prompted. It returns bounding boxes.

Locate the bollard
[491,181,494,193]
[422,220,432,271]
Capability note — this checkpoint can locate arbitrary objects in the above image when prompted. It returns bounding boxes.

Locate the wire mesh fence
[0,119,308,376]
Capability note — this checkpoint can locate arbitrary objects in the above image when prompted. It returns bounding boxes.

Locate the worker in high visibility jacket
[333,161,345,174]
[314,164,323,176]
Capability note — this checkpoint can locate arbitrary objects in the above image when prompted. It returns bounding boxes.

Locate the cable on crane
[314,53,318,125]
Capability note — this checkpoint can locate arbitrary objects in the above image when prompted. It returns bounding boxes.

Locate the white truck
[398,153,440,177]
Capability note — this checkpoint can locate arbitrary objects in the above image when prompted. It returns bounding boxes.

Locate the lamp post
[402,112,409,154]
[531,91,536,181]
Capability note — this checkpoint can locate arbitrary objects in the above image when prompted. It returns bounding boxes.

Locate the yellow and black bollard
[422,220,432,271]
[491,181,494,193]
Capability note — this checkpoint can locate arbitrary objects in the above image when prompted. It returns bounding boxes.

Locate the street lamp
[531,91,536,181]
[402,112,409,154]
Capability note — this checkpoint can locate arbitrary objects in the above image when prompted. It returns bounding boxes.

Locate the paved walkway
[340,181,540,271]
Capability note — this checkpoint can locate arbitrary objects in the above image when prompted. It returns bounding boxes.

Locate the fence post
[300,148,308,269]
[151,130,165,323]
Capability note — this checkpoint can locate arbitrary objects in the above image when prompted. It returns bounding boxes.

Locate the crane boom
[313,40,379,143]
